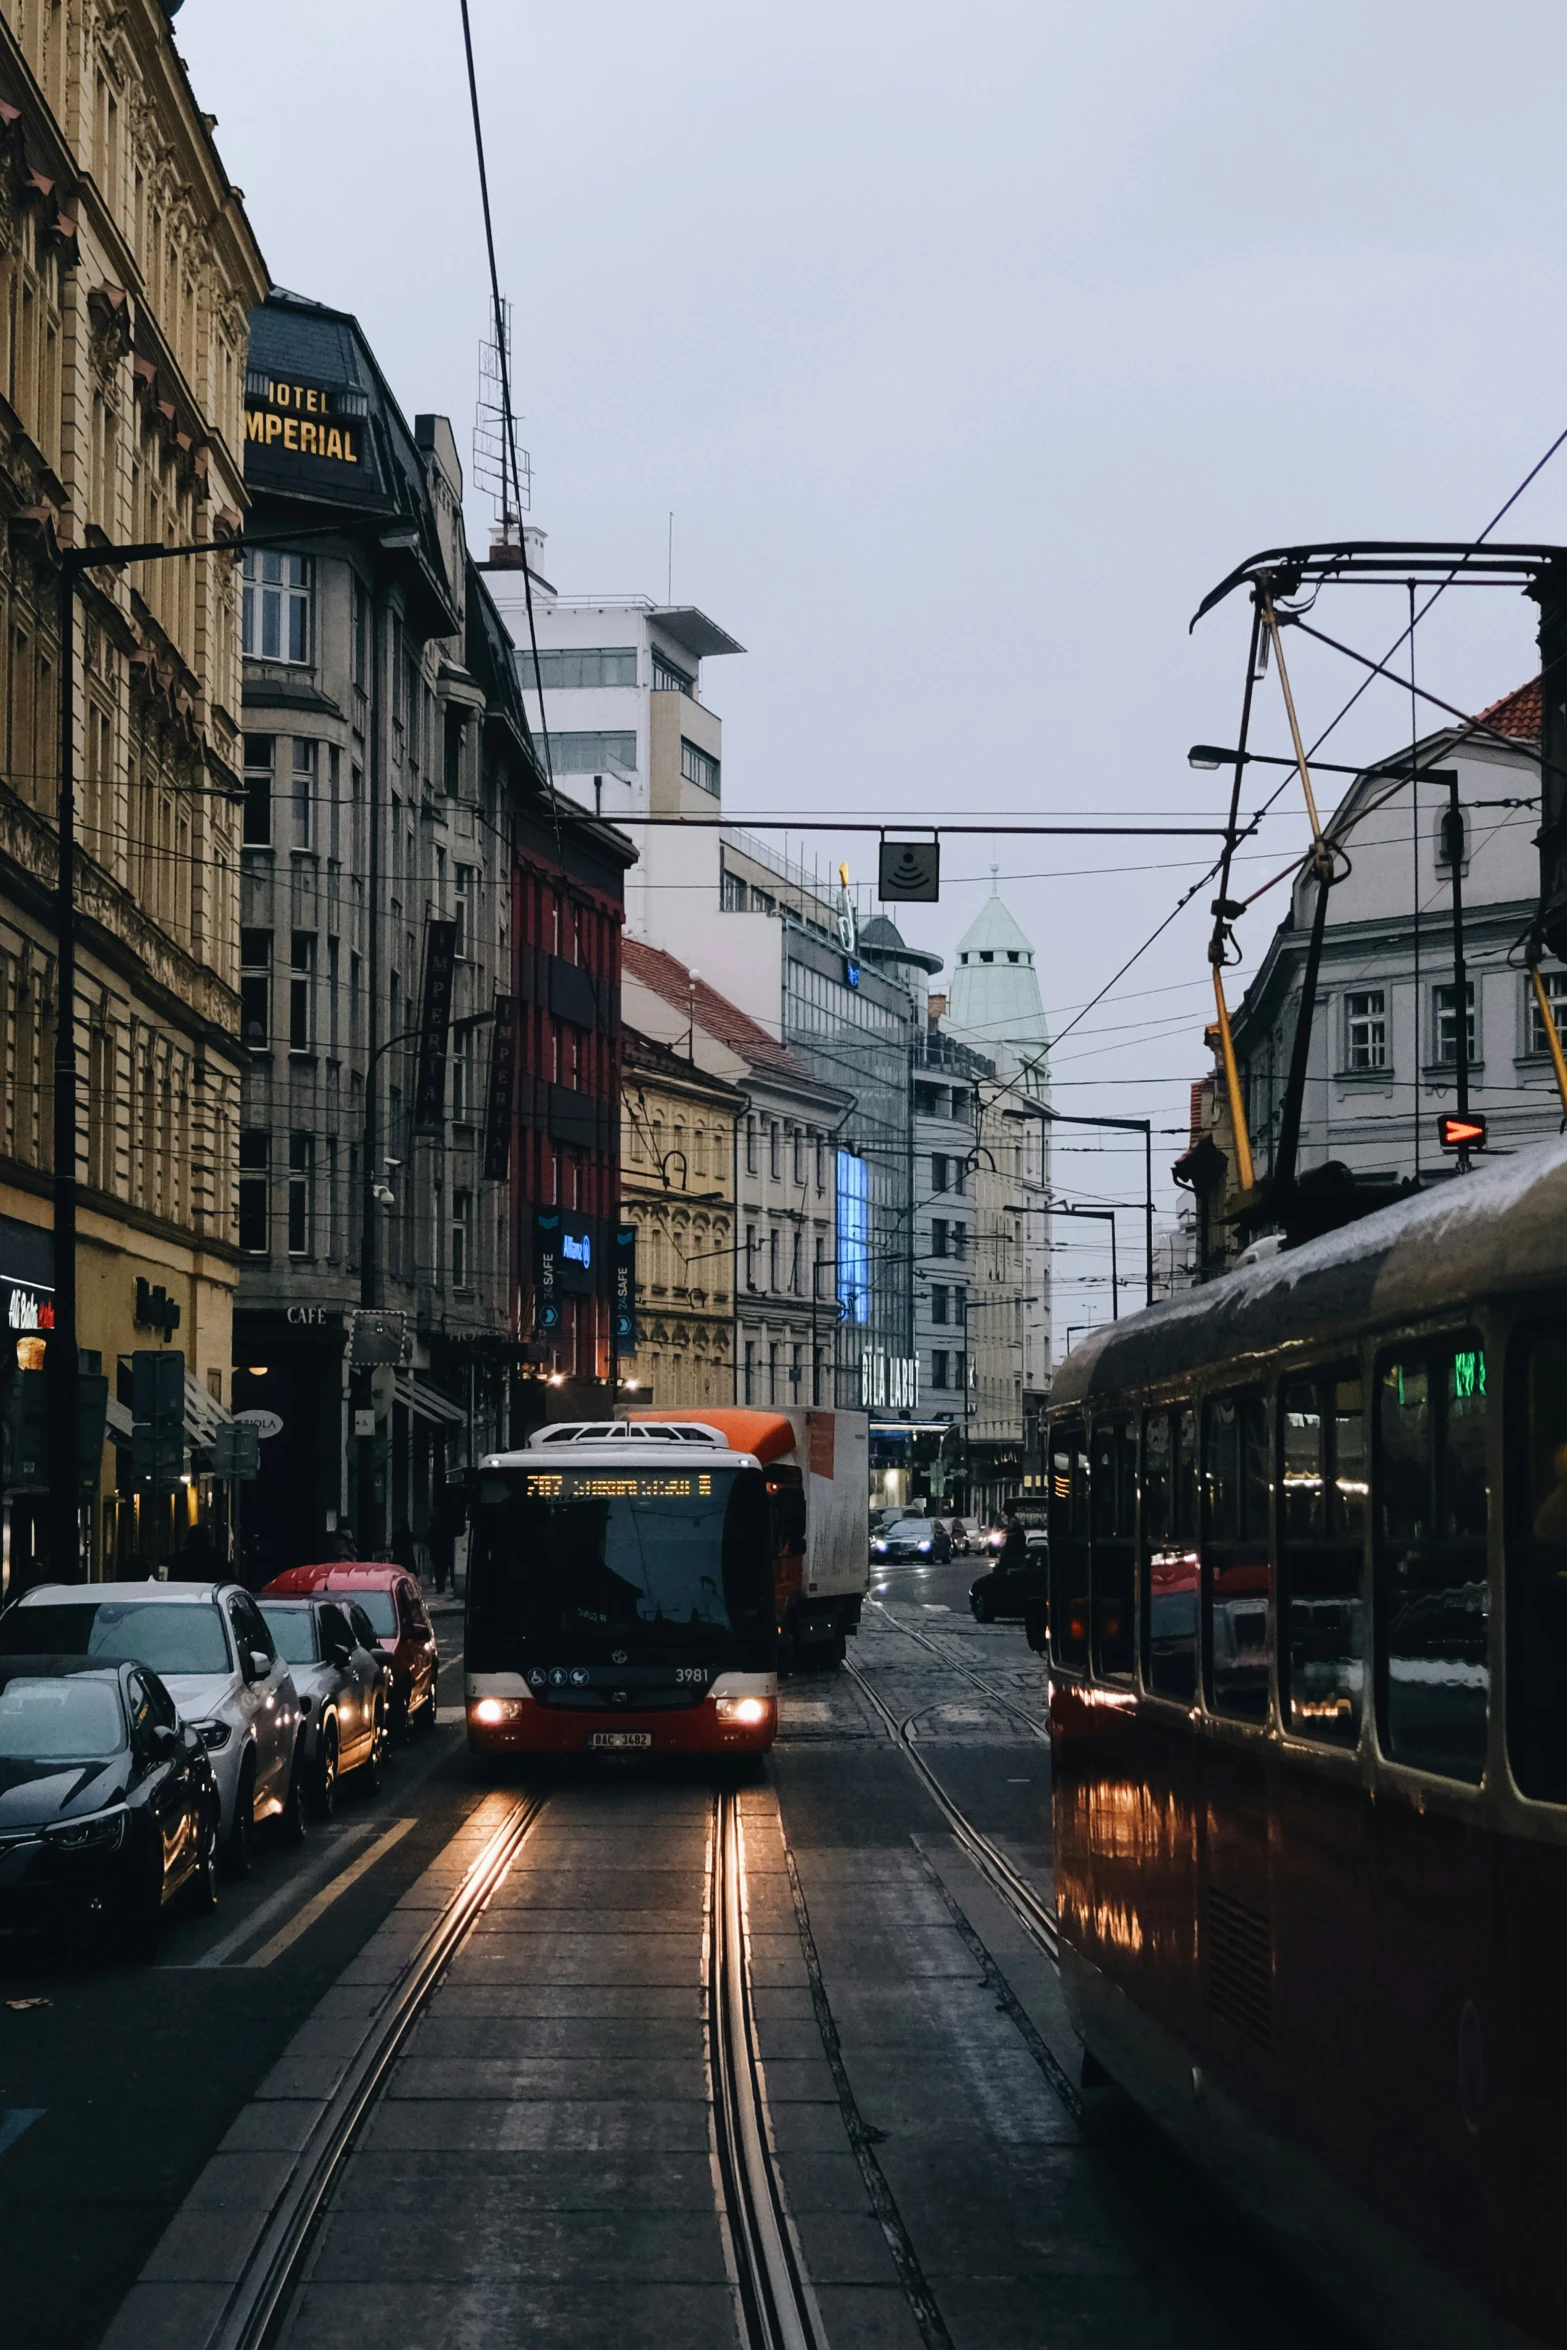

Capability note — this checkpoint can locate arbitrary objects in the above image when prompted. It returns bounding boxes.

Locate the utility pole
[1443,774,1473,1170]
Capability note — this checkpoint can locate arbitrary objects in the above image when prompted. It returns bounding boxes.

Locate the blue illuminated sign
[844,959,860,989]
[836,1150,869,1327]
[562,1231,592,1269]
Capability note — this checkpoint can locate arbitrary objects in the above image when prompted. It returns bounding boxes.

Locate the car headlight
[193,1720,232,1751]
[470,1696,526,1726]
[871,1542,887,1555]
[917,1541,932,1553]
[715,1695,771,1727]
[45,1807,127,1853]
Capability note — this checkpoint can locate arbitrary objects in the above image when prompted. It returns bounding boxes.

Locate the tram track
[844,1649,1058,1964]
[710,1791,829,2350]
[206,1790,548,2350]
[867,1599,1048,1739]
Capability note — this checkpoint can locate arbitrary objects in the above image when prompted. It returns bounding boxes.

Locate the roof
[622,1023,747,1103]
[1476,676,1542,740]
[649,607,745,661]
[955,888,1036,961]
[15,1580,229,1602]
[622,937,817,1083]
[860,915,944,975]
[943,876,1050,1076]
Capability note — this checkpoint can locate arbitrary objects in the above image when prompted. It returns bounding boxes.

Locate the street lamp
[1187,744,1365,775]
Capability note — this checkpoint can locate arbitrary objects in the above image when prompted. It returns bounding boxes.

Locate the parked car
[263,1565,437,1737]
[969,1532,1049,1626]
[258,1596,390,1817]
[870,1516,936,1563]
[0,1653,220,1960]
[0,1582,305,1876]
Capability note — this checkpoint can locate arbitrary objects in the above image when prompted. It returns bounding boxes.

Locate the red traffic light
[1438,1113,1487,1152]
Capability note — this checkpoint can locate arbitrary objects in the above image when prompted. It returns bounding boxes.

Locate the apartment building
[0,3,267,1584]
[618,1024,744,1410]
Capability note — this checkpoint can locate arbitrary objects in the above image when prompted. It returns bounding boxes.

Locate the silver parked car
[0,1581,305,1876]
[259,1595,390,1817]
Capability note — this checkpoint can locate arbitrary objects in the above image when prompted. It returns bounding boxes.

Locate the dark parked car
[0,1654,219,1961]
[870,1517,935,1564]
[969,1531,1049,1627]
[263,1565,437,1737]
[258,1596,390,1816]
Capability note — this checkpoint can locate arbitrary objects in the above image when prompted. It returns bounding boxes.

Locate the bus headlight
[716,1696,770,1728]
[471,1697,526,1727]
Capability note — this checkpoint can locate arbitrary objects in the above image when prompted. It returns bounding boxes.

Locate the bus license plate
[590,1732,652,1750]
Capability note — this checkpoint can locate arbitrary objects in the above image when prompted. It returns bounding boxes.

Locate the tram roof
[1053,1133,1567,1408]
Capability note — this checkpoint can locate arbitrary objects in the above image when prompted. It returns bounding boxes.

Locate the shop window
[238,1131,269,1252]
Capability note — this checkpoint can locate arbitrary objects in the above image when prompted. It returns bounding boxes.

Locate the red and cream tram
[1048,1135,1567,2349]
[465,1419,780,1759]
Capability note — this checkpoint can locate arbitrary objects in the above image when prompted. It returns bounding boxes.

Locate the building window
[955,1350,968,1389]
[1434,981,1477,1066]
[792,1127,804,1186]
[243,550,312,664]
[931,1283,949,1326]
[1528,970,1567,1057]
[538,730,637,775]
[452,1189,471,1288]
[240,929,271,1048]
[721,868,748,912]
[681,738,720,797]
[815,1134,826,1193]
[931,1152,949,1194]
[243,735,272,846]
[952,1221,968,1261]
[452,1024,476,1123]
[238,1130,269,1252]
[814,1235,827,1298]
[518,647,637,690]
[1345,988,1387,1072]
[652,650,695,696]
[745,1224,757,1289]
[789,1229,802,1293]
[744,1340,756,1404]
[769,1227,780,1291]
[767,1342,778,1403]
[287,1134,314,1255]
[745,1117,757,1175]
[289,933,315,1052]
[769,1122,781,1180]
[932,1218,948,1259]
[931,1348,949,1390]
[291,739,315,850]
[454,864,475,958]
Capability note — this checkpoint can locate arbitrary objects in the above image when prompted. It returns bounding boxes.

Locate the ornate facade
[618,1024,743,1411]
[0,2,267,1583]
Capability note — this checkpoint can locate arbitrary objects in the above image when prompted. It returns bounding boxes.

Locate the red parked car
[261,1564,438,1738]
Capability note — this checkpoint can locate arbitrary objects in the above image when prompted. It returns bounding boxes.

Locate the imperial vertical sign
[413,920,459,1129]
[483,995,516,1182]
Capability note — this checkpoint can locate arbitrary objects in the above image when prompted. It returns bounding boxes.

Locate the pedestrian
[391,1519,418,1582]
[998,1511,1027,1572]
[179,1521,217,1580]
[930,1519,952,1564]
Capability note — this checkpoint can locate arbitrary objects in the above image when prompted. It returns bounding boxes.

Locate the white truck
[631,1405,869,1670]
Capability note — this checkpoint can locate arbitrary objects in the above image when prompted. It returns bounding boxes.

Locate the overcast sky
[181,1,1565,1326]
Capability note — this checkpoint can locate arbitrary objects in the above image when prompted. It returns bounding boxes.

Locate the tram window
[1505,1328,1567,1801]
[1049,1422,1089,1671]
[1143,1407,1198,1702]
[1091,1421,1135,1682]
[1204,1393,1271,1722]
[1281,1372,1365,1743]
[1375,1340,1489,1783]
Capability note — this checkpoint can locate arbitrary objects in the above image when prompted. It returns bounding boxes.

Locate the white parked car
[0,1581,305,1875]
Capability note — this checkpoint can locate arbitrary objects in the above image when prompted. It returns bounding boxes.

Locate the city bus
[464,1419,780,1760]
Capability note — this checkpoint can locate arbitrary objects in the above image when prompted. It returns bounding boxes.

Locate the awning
[105,1397,133,1444]
[393,1374,466,1429]
[183,1373,232,1448]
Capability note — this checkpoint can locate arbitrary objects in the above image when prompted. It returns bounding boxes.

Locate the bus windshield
[466,1464,773,1670]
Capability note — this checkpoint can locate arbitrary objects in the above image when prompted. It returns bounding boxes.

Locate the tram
[1048,1134,1567,2350]
[464,1419,781,1759]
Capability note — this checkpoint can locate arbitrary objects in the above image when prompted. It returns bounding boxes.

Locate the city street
[2,1587,1343,2350]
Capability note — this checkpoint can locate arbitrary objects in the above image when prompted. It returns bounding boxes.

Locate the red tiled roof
[622,936,801,1076]
[1475,676,1541,740]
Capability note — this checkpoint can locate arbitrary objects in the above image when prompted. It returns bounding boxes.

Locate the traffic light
[1437,1113,1487,1153]
[131,1349,185,1493]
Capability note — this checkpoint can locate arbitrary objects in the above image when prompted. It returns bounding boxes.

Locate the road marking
[176,1818,382,1969]
[0,2108,44,2158]
[244,1817,417,1968]
[921,1603,951,1612]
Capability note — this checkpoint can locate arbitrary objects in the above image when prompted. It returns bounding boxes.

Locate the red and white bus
[465,1419,782,1760]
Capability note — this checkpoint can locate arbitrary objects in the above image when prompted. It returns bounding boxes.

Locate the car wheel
[115,1840,164,1965]
[185,1804,220,1916]
[223,1756,256,1879]
[312,1721,339,1821]
[972,1593,995,1624]
[279,1738,309,1848]
[417,1679,438,1735]
[361,1701,387,1796]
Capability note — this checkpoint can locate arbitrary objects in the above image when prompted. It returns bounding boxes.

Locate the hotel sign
[244,375,365,469]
